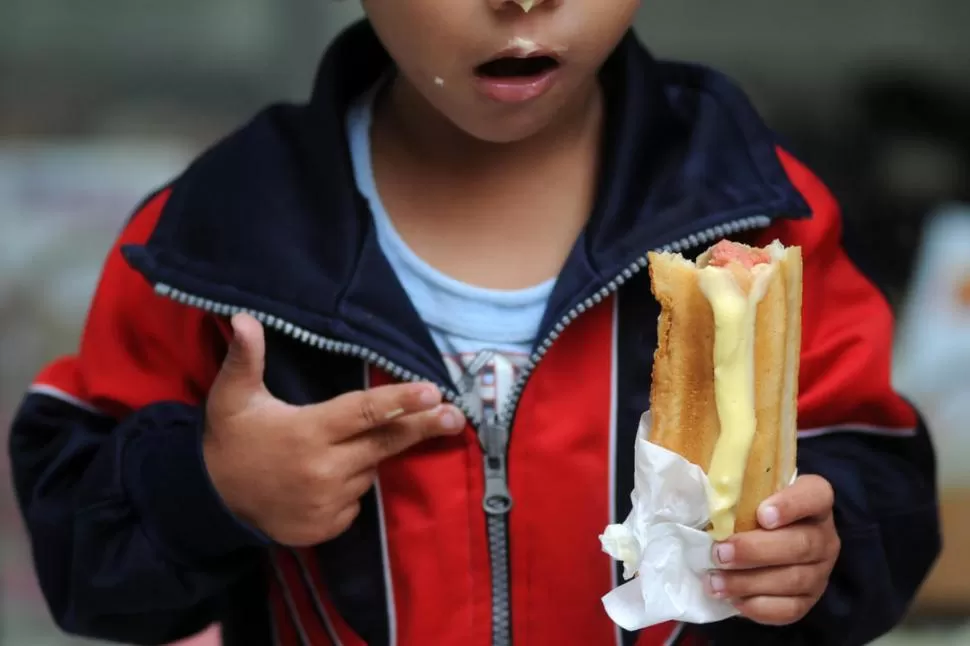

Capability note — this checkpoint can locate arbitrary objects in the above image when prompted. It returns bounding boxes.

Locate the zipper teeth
[154,214,769,428]
[152,284,478,420]
[487,515,511,646]
[495,214,771,427]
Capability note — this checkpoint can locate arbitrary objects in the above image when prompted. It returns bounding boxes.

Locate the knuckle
[304,457,340,488]
[794,531,815,561]
[358,395,384,428]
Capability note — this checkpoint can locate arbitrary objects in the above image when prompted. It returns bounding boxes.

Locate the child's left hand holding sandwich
[706,475,842,626]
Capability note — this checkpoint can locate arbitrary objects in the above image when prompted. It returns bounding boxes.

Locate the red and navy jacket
[8,22,940,646]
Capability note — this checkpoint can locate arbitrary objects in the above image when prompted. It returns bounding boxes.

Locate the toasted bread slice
[646,241,802,536]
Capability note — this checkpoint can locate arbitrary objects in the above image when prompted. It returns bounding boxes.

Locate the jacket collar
[124,20,809,386]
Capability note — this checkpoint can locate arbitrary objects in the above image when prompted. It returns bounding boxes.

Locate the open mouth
[475,55,560,79]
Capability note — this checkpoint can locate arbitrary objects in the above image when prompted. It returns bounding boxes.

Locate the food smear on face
[508,37,540,55]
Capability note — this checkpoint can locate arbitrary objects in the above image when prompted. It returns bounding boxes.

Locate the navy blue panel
[220,569,275,646]
[8,393,264,645]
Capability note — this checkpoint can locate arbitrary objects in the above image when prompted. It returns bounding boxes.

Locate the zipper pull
[479,419,513,515]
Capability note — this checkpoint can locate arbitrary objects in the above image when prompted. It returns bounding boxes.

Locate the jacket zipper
[152,214,770,646]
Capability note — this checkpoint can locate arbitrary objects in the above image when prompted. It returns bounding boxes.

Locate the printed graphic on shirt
[443,350,530,424]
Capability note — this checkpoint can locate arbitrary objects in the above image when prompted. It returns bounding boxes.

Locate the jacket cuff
[122,402,270,565]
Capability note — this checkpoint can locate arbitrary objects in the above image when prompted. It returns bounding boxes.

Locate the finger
[343,470,378,500]
[714,525,827,569]
[347,404,466,465]
[310,382,445,441]
[732,595,816,627]
[706,564,822,600]
[330,501,363,537]
[758,475,834,529]
[214,314,267,394]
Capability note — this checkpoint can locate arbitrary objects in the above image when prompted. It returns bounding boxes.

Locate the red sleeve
[32,189,227,419]
[752,148,918,435]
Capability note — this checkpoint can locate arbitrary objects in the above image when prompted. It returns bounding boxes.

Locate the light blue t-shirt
[346,83,555,421]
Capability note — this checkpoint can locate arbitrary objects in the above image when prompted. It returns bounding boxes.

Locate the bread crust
[647,243,802,535]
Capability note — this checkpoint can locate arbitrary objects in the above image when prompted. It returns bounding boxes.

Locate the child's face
[363,0,640,143]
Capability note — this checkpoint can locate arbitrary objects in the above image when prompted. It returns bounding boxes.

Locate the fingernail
[707,573,726,597]
[714,543,734,565]
[759,504,780,529]
[419,385,441,406]
[439,407,464,430]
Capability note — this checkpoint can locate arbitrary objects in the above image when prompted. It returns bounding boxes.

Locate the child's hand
[202,313,466,547]
[706,475,841,626]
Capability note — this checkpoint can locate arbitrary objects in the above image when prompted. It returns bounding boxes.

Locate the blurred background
[2,1,969,644]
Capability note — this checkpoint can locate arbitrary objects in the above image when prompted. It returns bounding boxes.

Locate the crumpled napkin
[599,412,740,630]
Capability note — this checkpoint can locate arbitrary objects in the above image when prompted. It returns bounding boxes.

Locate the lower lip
[475,68,559,104]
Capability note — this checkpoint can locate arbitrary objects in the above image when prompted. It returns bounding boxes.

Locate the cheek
[589,1,640,52]
[558,1,639,77]
[367,7,467,84]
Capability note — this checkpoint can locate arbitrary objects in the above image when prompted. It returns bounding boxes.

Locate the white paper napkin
[599,412,740,631]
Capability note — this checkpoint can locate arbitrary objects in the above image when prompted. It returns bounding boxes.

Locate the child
[8,1,940,645]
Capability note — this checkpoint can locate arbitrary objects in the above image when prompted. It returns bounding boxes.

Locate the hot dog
[647,239,802,540]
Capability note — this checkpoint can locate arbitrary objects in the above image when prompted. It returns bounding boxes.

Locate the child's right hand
[202,313,465,547]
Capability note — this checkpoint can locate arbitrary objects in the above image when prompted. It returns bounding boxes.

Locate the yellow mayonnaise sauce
[697,263,774,540]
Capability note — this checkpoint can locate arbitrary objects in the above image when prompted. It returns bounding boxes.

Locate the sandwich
[646,239,802,540]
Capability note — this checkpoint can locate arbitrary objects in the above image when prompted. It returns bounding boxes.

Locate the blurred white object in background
[893,204,970,489]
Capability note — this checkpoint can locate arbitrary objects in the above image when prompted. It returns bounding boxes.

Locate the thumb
[216,313,267,394]
[759,474,834,529]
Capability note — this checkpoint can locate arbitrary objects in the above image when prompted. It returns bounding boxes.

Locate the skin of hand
[203,313,467,547]
[706,475,841,625]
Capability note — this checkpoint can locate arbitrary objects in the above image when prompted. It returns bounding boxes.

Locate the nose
[490,0,554,13]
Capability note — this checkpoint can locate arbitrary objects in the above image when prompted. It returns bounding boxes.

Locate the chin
[449,109,563,145]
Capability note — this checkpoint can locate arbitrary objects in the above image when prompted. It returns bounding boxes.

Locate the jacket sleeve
[702,149,942,646]
[7,190,269,645]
